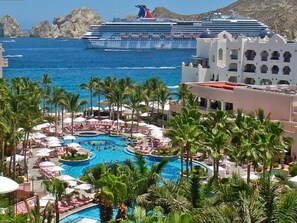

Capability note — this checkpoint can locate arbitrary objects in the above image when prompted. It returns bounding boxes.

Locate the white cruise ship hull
[83,39,197,49]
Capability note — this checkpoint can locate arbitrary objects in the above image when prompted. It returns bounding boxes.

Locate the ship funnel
[136,5,154,18]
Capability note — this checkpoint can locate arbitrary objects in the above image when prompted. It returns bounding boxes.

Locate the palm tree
[126,85,147,137]
[80,76,96,117]
[110,81,129,134]
[202,110,233,182]
[102,76,116,119]
[43,179,68,223]
[41,73,52,116]
[142,80,154,124]
[64,93,87,135]
[158,85,170,128]
[50,87,65,136]
[165,107,202,177]
[93,76,103,118]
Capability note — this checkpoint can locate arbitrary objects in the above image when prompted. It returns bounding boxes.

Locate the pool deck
[59,202,98,220]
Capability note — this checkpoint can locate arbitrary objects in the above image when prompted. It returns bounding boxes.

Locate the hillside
[152,0,297,39]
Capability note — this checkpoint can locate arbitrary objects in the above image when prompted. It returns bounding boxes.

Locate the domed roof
[259,29,275,38]
[199,29,214,38]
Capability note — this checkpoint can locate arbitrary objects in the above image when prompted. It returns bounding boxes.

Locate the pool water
[60,134,205,222]
[61,134,184,181]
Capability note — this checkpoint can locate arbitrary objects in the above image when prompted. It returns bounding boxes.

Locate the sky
[0,0,236,30]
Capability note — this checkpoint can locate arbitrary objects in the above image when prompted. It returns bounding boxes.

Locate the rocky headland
[31,7,101,38]
[0,15,29,37]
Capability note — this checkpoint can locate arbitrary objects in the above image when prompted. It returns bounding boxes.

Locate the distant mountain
[152,0,297,39]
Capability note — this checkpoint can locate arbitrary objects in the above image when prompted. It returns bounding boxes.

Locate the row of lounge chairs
[58,195,93,213]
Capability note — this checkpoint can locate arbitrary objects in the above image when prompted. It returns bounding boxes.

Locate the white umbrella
[68,180,78,187]
[101,118,113,122]
[32,132,47,139]
[289,175,297,183]
[39,199,53,207]
[133,133,146,138]
[50,166,65,172]
[41,193,55,200]
[63,118,72,124]
[37,148,53,153]
[39,161,56,167]
[78,218,97,223]
[56,175,76,181]
[0,176,19,194]
[67,143,81,148]
[74,117,86,123]
[47,142,62,147]
[87,118,99,123]
[63,135,76,140]
[74,183,92,190]
[65,187,75,194]
[35,152,50,157]
[6,154,25,162]
[140,112,149,117]
[46,136,60,141]
[241,173,259,180]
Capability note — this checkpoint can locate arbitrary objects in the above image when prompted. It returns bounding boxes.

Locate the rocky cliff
[152,0,297,39]
[0,15,29,37]
[31,7,101,38]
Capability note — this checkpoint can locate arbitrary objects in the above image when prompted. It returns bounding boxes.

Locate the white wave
[104,49,133,52]
[1,40,16,43]
[167,85,179,89]
[3,54,23,58]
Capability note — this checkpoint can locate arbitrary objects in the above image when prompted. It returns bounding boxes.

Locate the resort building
[0,44,8,78]
[182,30,297,86]
[170,82,297,158]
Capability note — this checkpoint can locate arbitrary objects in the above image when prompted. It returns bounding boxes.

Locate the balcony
[230,55,238,60]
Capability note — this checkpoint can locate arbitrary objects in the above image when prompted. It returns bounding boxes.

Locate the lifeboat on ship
[165,35,172,39]
[141,35,149,39]
[152,35,160,39]
[183,34,191,39]
[131,34,140,39]
[192,34,200,38]
[121,34,130,39]
[173,34,182,39]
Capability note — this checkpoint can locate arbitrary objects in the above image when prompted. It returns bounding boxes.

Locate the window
[271,51,280,60]
[260,65,268,73]
[283,66,291,75]
[283,51,292,62]
[244,64,256,73]
[218,48,223,60]
[261,51,268,61]
[245,50,256,60]
[271,65,279,74]
[228,63,237,71]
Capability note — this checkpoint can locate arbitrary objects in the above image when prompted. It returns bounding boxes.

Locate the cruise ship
[82,5,268,50]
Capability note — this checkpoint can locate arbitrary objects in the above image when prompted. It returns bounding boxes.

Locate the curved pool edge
[60,202,98,221]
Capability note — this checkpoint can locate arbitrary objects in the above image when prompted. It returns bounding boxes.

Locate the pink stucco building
[170,82,297,158]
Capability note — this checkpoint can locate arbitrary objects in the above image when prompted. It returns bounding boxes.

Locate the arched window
[283,51,292,62]
[218,48,223,60]
[271,51,280,60]
[244,78,255,85]
[228,63,237,71]
[260,65,268,73]
[245,50,256,60]
[271,65,279,74]
[244,64,256,73]
[261,51,268,61]
[283,66,291,75]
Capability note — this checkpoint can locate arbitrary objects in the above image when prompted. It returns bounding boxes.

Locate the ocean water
[1,38,195,103]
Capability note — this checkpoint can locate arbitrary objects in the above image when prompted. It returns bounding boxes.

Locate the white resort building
[0,44,8,78]
[182,30,296,85]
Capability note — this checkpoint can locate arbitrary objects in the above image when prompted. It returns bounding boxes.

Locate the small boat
[183,35,192,39]
[173,35,182,39]
[165,35,172,39]
[131,34,140,39]
[152,35,160,39]
[141,35,149,39]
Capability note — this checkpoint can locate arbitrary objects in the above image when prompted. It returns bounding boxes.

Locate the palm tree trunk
[186,149,189,177]
[247,162,251,184]
[90,89,93,117]
[55,201,59,223]
[55,104,58,136]
[61,106,64,134]
[98,93,101,118]
[13,121,17,180]
[71,112,74,136]
[130,111,134,139]
[116,105,120,134]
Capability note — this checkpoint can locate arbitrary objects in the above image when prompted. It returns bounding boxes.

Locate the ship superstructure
[82,5,268,49]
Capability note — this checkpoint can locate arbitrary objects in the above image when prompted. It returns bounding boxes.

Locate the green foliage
[289,163,297,176]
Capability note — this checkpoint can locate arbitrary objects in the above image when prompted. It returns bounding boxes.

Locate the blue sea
[1,38,195,104]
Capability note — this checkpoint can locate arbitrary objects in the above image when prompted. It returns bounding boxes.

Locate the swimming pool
[61,134,187,181]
